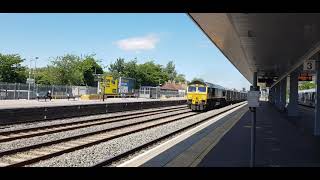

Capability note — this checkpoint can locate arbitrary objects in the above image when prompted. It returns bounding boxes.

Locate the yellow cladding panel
[192,94,207,104]
[187,84,208,105]
[101,76,118,95]
[187,92,207,104]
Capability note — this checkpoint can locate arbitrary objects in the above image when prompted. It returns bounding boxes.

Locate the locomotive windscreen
[198,87,206,92]
[188,86,196,92]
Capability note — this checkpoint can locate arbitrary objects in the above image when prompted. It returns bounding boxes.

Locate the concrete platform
[121,101,320,167]
[0,97,186,110]
[198,102,320,167]
[118,103,249,167]
[0,98,187,125]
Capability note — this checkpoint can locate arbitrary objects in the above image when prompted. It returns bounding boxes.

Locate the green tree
[81,55,103,86]
[35,66,58,85]
[299,81,316,90]
[0,53,27,83]
[136,61,165,86]
[164,61,177,82]
[108,58,126,79]
[36,54,104,86]
[50,54,84,85]
[191,77,205,83]
[175,73,186,83]
[123,59,138,78]
[106,58,186,88]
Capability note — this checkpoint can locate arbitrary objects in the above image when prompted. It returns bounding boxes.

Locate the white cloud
[115,34,159,51]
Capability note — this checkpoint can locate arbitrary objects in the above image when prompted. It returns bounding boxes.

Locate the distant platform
[0,97,186,110]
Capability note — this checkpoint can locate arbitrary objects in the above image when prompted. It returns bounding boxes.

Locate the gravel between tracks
[26,104,243,167]
[0,108,190,153]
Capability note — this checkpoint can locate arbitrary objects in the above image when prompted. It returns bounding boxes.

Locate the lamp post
[34,57,39,97]
[157,78,162,99]
[27,59,33,100]
[34,57,38,80]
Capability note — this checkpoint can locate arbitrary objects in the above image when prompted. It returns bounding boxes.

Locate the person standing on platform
[47,90,52,101]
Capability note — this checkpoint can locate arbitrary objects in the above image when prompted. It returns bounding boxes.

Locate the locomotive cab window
[197,87,206,92]
[188,86,196,92]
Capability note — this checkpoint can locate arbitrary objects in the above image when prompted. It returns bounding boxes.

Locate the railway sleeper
[30,151,51,156]
[0,162,10,167]
[15,153,38,159]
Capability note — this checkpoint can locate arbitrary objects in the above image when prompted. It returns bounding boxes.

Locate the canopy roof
[189,13,320,87]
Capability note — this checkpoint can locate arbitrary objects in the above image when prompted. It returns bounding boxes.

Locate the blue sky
[0,13,251,90]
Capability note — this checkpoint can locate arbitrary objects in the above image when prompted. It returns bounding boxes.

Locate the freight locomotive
[187,80,247,111]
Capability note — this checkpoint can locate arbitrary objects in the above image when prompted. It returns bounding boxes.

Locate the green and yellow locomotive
[187,80,247,111]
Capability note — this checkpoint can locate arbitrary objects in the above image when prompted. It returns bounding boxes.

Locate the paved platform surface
[0,97,186,109]
[118,103,248,167]
[198,102,320,167]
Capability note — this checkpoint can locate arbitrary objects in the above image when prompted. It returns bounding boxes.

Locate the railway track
[0,105,188,143]
[298,104,314,109]
[0,106,196,167]
[0,102,246,167]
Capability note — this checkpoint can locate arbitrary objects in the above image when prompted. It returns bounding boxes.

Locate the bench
[40,93,79,101]
[67,93,80,101]
[36,93,52,101]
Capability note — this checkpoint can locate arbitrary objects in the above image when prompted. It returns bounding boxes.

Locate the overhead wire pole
[250,71,258,167]
[34,57,38,79]
[27,59,33,100]
[34,57,38,98]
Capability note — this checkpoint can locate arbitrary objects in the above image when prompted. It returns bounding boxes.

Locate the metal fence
[138,86,186,99]
[0,82,97,100]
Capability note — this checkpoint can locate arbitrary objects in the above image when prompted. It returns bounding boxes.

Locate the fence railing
[0,82,97,100]
[138,86,186,99]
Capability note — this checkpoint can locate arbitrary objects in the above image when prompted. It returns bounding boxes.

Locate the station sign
[93,74,103,81]
[303,60,316,72]
[247,90,260,107]
[298,72,313,81]
[94,77,102,81]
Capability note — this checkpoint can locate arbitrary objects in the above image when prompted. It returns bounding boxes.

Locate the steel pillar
[269,87,273,103]
[273,85,276,105]
[287,70,299,116]
[315,54,320,136]
[272,87,275,104]
[275,83,280,108]
[279,78,287,111]
[250,72,257,167]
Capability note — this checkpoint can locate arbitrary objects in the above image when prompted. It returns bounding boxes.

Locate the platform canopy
[188,13,320,87]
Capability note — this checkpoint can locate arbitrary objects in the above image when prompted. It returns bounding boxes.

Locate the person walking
[47,90,52,101]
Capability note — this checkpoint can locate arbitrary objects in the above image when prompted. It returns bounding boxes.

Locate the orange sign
[299,72,312,81]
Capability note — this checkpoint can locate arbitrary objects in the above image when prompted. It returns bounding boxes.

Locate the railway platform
[120,101,320,167]
[0,97,186,110]
[0,98,187,125]
[198,102,320,167]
